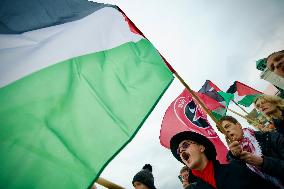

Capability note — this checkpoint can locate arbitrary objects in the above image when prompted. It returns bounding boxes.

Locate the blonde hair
[254,95,284,120]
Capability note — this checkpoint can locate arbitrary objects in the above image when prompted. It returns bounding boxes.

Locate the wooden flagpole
[173,72,233,142]
[96,177,125,189]
[232,100,249,114]
[226,107,260,126]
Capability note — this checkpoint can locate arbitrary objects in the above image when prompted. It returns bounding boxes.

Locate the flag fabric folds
[0,1,173,189]
[160,89,228,164]
[198,80,233,120]
[226,81,262,107]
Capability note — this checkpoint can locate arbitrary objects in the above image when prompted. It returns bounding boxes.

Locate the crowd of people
[131,50,284,189]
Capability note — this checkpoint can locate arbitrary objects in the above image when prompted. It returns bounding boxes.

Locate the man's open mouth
[181,152,190,161]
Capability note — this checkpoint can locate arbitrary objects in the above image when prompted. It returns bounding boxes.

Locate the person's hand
[228,141,242,157]
[239,151,263,166]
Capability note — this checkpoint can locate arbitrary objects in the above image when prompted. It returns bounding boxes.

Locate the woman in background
[254,95,284,135]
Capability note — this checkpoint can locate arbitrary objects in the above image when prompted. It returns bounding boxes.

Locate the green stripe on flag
[211,91,233,120]
[212,112,223,120]
[0,39,173,189]
[212,107,227,120]
[237,94,261,107]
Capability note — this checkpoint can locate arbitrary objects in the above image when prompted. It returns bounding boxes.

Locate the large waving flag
[0,1,173,189]
[160,89,228,164]
[226,81,262,107]
[197,80,233,120]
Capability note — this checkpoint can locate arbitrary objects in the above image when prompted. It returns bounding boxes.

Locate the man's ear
[199,145,205,153]
[236,122,242,128]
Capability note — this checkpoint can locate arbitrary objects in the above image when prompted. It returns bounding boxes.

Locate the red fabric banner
[160,89,228,163]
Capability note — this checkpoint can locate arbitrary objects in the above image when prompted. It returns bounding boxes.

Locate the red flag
[160,89,228,163]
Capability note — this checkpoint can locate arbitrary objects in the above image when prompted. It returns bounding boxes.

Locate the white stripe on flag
[234,92,245,103]
[0,7,142,88]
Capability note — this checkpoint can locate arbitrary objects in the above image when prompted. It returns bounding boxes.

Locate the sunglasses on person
[178,175,184,183]
[177,141,196,155]
[178,173,189,183]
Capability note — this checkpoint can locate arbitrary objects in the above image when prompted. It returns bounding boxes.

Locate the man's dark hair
[216,116,239,134]
[219,115,238,124]
[267,50,284,61]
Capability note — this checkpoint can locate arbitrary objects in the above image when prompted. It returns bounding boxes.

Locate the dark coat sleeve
[261,132,284,181]
[190,178,215,189]
[186,182,212,189]
[272,113,284,135]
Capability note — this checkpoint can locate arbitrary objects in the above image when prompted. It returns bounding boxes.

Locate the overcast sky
[94,0,284,188]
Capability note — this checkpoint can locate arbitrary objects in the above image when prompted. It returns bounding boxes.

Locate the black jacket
[227,131,284,186]
[184,183,198,189]
[272,110,284,135]
[189,160,278,189]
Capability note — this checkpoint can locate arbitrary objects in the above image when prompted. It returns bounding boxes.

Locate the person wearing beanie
[170,131,278,189]
[132,164,156,189]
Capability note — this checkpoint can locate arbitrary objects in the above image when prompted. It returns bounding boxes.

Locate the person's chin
[182,159,190,167]
[231,134,242,141]
[186,160,195,169]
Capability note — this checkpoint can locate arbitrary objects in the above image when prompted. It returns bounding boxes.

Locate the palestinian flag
[160,89,228,164]
[198,80,233,120]
[226,81,262,107]
[0,1,173,189]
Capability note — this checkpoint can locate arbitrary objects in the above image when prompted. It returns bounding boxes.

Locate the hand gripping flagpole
[173,72,233,142]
